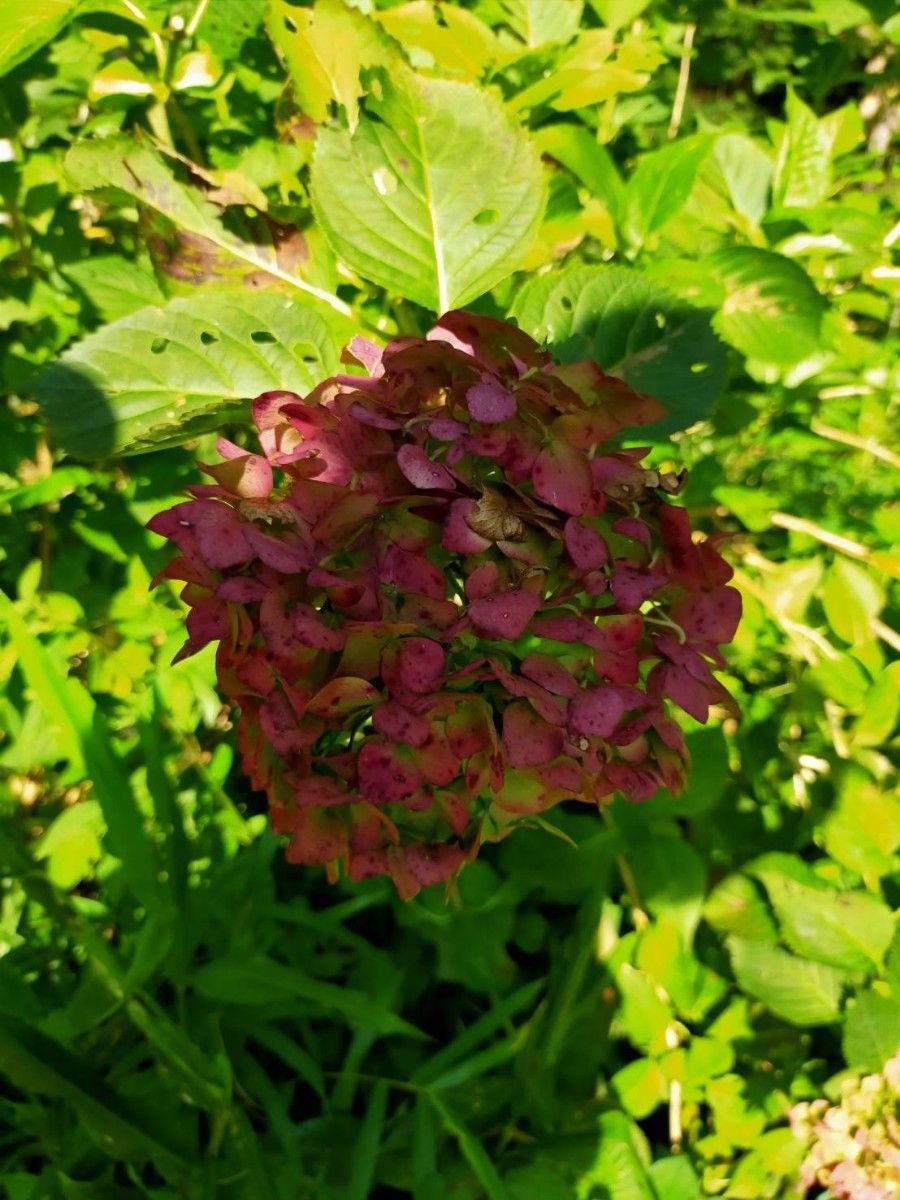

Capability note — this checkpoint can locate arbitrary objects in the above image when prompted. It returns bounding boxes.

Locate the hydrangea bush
[149,313,740,897]
[790,1054,900,1200]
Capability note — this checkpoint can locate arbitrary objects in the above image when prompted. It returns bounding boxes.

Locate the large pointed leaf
[727,937,848,1026]
[511,265,726,435]
[0,0,77,77]
[311,70,545,311]
[34,290,346,458]
[694,246,826,365]
[63,137,350,316]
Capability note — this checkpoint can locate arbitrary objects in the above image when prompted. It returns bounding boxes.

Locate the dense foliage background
[0,0,898,1196]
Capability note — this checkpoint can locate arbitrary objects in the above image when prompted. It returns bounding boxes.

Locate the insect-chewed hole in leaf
[283,14,298,33]
[655,312,667,329]
[150,336,169,354]
[691,361,709,373]
[294,343,319,364]
[474,209,500,227]
[200,331,218,346]
[251,330,277,344]
[560,296,574,312]
[372,168,398,197]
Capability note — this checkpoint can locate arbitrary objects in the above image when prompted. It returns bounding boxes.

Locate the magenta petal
[358,738,422,803]
[465,562,500,600]
[612,517,653,552]
[531,615,594,644]
[217,577,268,602]
[564,518,609,570]
[568,687,626,739]
[502,701,564,768]
[293,604,345,652]
[345,336,383,375]
[466,377,517,424]
[295,776,352,807]
[521,652,580,697]
[532,442,593,515]
[347,402,400,430]
[429,418,468,441]
[611,564,668,611]
[397,638,445,694]
[443,499,491,553]
[672,587,742,645]
[468,590,541,639]
[373,701,431,747]
[244,527,314,572]
[396,445,456,490]
[652,662,710,723]
[404,843,465,886]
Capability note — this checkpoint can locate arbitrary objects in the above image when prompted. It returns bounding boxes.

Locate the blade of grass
[427,1091,509,1200]
[412,979,543,1085]
[0,1015,191,1173]
[0,590,164,913]
[347,1080,388,1200]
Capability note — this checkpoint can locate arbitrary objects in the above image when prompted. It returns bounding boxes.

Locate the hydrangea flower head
[149,313,740,898]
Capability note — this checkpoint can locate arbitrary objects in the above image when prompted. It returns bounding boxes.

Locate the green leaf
[534,123,625,228]
[0,1016,190,1170]
[311,69,545,312]
[851,663,900,747]
[63,137,349,316]
[511,265,726,435]
[822,767,900,885]
[34,289,345,458]
[377,2,500,79]
[348,1080,388,1200]
[34,800,105,889]
[588,0,652,34]
[195,0,266,57]
[648,1156,702,1200]
[509,29,664,114]
[611,1057,667,1118]
[726,936,848,1026]
[625,833,706,942]
[713,133,773,225]
[62,256,165,323]
[757,872,895,974]
[496,0,584,47]
[616,964,675,1055]
[775,89,831,209]
[267,0,401,130]
[821,559,884,644]
[580,1111,655,1200]
[705,246,826,365]
[704,874,779,943]
[0,592,165,913]
[0,0,78,77]
[622,135,713,249]
[842,989,900,1071]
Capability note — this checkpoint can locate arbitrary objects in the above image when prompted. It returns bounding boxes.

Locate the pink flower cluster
[149,313,740,898]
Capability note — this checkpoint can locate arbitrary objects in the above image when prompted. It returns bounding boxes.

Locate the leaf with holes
[34,290,347,458]
[311,69,545,312]
[512,265,726,435]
